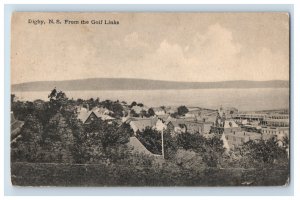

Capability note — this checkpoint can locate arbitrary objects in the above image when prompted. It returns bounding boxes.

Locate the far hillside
[11,78,289,92]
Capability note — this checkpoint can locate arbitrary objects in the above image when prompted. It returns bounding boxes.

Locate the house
[164,106,177,114]
[77,109,92,123]
[261,127,289,140]
[185,107,201,118]
[92,107,115,121]
[126,137,164,162]
[131,105,147,115]
[223,120,241,133]
[217,106,238,119]
[77,107,116,124]
[261,115,289,127]
[156,114,170,123]
[200,109,218,123]
[260,114,289,144]
[210,117,242,135]
[234,113,267,123]
[223,131,262,150]
[92,107,111,115]
[152,107,166,115]
[166,121,187,136]
[224,107,239,118]
[166,119,213,136]
[128,117,165,134]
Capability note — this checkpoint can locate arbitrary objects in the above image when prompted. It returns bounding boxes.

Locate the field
[11,162,289,186]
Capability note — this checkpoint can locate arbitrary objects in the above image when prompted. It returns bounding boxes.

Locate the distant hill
[11,78,289,92]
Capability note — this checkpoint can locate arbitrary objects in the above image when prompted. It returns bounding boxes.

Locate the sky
[11,12,289,84]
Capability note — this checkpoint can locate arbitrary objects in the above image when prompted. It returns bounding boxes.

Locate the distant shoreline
[11,78,289,92]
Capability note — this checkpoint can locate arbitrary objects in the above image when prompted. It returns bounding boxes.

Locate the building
[185,107,201,118]
[223,131,262,150]
[131,105,148,115]
[223,120,241,134]
[166,119,213,136]
[261,114,289,127]
[156,114,171,123]
[200,109,218,123]
[152,107,166,115]
[77,107,116,124]
[166,121,187,136]
[128,117,165,135]
[164,106,177,114]
[210,115,242,135]
[234,113,267,123]
[260,113,289,143]
[261,127,289,141]
[126,137,164,162]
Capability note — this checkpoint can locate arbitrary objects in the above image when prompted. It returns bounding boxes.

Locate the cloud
[123,32,149,50]
[239,47,289,81]
[12,20,288,84]
[125,24,242,82]
[121,23,288,82]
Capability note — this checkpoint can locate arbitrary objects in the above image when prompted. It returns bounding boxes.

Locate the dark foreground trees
[12,89,134,164]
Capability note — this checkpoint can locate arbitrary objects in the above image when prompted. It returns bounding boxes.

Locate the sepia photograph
[10,12,290,186]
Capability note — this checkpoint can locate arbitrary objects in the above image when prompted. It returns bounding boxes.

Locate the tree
[41,113,75,163]
[48,88,68,112]
[137,103,144,107]
[148,108,155,116]
[163,131,177,159]
[130,101,137,107]
[136,127,162,155]
[240,137,288,168]
[130,109,139,117]
[170,112,179,118]
[176,132,205,151]
[140,110,148,118]
[176,133,225,167]
[82,119,131,162]
[202,136,225,167]
[11,94,16,105]
[12,114,43,162]
[177,106,189,116]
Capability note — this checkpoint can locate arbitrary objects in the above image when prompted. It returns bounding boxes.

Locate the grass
[11,162,289,186]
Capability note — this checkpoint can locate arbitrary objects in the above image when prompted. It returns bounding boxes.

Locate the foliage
[11,89,289,186]
[162,131,178,159]
[11,114,43,162]
[177,105,189,116]
[148,108,155,116]
[176,133,225,167]
[100,99,124,118]
[136,127,162,155]
[130,109,139,117]
[239,137,288,168]
[82,119,131,163]
[130,101,137,107]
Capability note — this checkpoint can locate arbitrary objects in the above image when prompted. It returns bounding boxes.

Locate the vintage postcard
[10,12,290,186]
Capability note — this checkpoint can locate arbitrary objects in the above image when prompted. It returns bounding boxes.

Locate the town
[73,101,289,156]
[10,89,290,186]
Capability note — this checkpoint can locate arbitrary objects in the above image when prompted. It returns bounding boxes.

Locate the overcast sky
[11,12,289,84]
